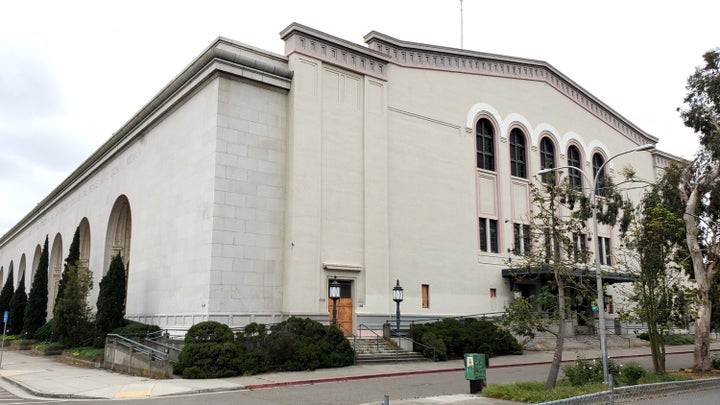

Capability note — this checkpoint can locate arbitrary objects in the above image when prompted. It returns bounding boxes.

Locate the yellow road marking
[114,391,151,398]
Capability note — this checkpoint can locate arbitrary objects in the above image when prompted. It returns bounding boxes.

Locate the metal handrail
[400,335,437,361]
[356,324,384,352]
[107,334,168,361]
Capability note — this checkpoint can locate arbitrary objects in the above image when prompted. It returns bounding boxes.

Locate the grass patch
[483,373,691,403]
[66,347,104,361]
[482,381,607,403]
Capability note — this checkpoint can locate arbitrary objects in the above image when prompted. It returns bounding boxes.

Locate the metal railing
[354,324,384,353]
[106,334,168,362]
[537,377,720,405]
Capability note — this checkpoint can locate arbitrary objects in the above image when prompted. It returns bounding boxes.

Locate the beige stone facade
[0,23,674,333]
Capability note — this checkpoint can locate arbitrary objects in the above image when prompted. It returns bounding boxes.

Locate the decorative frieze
[365,33,657,148]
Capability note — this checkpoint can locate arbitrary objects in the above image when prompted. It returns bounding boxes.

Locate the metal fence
[537,377,720,404]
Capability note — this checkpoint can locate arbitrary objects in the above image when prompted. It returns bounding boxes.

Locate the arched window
[592,153,606,196]
[540,137,556,184]
[567,145,583,189]
[476,118,495,171]
[509,128,527,178]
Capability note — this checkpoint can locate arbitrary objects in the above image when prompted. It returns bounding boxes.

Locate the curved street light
[538,143,654,384]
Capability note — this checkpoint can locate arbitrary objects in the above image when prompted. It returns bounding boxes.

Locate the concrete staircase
[351,337,427,364]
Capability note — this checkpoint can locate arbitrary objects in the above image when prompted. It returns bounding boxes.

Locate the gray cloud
[0,46,62,122]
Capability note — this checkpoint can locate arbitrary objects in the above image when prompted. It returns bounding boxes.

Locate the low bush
[33,321,53,341]
[562,356,620,386]
[111,320,161,338]
[712,354,720,370]
[175,318,355,378]
[636,332,694,345]
[263,317,355,371]
[617,362,645,385]
[408,318,522,360]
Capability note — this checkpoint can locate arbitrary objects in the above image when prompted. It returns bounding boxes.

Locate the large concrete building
[0,23,676,335]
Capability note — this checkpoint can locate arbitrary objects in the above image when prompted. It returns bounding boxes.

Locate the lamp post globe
[329,276,341,326]
[392,280,403,346]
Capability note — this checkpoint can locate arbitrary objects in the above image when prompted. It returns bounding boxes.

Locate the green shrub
[174,341,242,378]
[263,317,354,371]
[712,354,720,370]
[33,321,53,341]
[562,356,620,386]
[408,318,521,360]
[111,320,161,337]
[185,321,234,344]
[636,332,694,345]
[618,362,646,385]
[175,318,355,378]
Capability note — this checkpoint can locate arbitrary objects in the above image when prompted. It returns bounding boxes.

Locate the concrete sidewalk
[0,343,712,402]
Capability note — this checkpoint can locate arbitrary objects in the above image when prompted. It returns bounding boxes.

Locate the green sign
[464,353,486,380]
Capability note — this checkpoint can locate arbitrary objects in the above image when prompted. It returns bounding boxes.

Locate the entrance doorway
[328,280,353,336]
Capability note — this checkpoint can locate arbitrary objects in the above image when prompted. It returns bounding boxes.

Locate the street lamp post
[392,280,404,346]
[538,143,654,384]
[329,276,341,326]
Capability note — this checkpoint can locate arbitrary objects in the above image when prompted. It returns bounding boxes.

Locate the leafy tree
[95,253,127,345]
[0,268,14,330]
[504,176,596,389]
[8,274,27,335]
[617,185,689,373]
[55,226,80,308]
[24,235,49,338]
[676,48,720,371]
[52,263,93,347]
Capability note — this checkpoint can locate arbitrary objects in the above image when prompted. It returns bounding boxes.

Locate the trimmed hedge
[408,318,522,360]
[174,317,355,379]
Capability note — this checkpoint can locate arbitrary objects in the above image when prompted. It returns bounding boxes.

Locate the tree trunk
[545,281,566,390]
[694,280,713,372]
[684,186,719,372]
[648,323,665,373]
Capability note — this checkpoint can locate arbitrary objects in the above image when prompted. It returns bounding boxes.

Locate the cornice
[280,23,389,80]
[363,31,658,148]
[652,149,690,169]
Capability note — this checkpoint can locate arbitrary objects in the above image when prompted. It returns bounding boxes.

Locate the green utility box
[464,353,486,393]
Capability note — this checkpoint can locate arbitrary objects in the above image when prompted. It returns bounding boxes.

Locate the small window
[422,284,430,308]
[540,137,556,184]
[512,223,531,255]
[572,232,588,263]
[567,145,583,189]
[479,217,499,253]
[598,237,612,265]
[509,128,527,178]
[476,119,495,171]
[490,288,497,311]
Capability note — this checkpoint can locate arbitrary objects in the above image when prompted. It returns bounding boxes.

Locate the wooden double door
[328,280,353,336]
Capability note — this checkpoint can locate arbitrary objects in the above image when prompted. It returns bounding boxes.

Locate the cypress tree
[54,226,80,318]
[95,253,127,344]
[53,263,93,347]
[0,269,14,329]
[24,235,49,338]
[8,274,27,335]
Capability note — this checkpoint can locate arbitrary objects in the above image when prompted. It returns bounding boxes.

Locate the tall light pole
[538,143,654,384]
[392,280,404,346]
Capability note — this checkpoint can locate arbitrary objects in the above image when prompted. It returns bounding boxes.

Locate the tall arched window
[509,128,527,178]
[476,118,495,171]
[592,153,606,196]
[540,137,556,184]
[567,145,583,189]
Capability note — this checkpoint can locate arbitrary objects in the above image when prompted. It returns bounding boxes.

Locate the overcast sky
[1,0,718,235]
